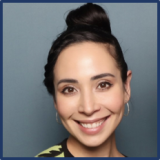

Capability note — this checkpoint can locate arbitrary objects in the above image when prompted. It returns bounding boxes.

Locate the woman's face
[53,42,131,147]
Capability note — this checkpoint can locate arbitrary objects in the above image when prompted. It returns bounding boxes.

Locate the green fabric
[35,145,65,157]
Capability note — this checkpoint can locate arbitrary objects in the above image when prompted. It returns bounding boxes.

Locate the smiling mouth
[76,116,110,129]
[80,119,105,129]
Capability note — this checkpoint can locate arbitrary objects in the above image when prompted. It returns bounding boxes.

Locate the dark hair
[44,3,128,99]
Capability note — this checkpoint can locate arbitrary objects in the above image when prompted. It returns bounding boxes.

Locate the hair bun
[66,3,111,34]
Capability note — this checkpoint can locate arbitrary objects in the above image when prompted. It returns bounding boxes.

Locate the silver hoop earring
[56,112,62,124]
[124,102,130,116]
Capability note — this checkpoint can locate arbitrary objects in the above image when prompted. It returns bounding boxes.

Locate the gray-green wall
[3,3,157,157]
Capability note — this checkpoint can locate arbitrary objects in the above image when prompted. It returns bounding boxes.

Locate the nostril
[78,102,101,116]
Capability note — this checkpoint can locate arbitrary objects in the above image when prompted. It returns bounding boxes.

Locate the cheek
[56,95,78,119]
[108,96,124,113]
[99,88,125,113]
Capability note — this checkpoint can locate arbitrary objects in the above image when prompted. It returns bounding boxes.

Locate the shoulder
[35,142,65,157]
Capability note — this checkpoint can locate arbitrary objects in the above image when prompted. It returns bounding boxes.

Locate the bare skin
[67,133,125,157]
[54,42,132,157]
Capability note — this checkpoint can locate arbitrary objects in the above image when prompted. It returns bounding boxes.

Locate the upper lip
[75,115,110,123]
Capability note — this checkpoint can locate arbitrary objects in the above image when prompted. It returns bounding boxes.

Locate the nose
[78,90,101,116]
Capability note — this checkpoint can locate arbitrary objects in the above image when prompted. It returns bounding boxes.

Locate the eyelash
[61,82,112,95]
[61,87,76,95]
[97,81,112,91]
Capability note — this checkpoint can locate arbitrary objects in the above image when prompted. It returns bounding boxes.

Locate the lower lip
[77,116,110,135]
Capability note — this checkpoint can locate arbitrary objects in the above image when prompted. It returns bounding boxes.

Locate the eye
[97,82,111,90]
[62,87,77,94]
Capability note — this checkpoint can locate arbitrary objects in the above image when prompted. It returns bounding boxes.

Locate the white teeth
[80,119,105,129]
[88,124,92,128]
[92,123,96,128]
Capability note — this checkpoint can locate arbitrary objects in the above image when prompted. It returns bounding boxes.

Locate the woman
[36,3,132,157]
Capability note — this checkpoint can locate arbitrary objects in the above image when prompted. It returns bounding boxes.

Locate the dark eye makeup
[61,81,112,95]
[61,87,76,94]
[97,81,112,90]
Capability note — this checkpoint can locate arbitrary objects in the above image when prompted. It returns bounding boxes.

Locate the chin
[75,133,112,148]
[83,140,105,148]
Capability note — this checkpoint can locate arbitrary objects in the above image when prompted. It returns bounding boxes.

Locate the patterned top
[35,138,73,157]
[35,138,127,157]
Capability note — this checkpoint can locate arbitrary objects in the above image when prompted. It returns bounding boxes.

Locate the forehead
[54,42,119,80]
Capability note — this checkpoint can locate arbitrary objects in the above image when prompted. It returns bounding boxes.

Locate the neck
[67,133,123,157]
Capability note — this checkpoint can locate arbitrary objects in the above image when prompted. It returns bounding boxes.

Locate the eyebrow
[91,73,115,80]
[57,79,78,86]
[57,73,115,86]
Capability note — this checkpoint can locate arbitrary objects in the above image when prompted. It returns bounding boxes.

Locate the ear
[124,70,132,103]
[53,97,57,110]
